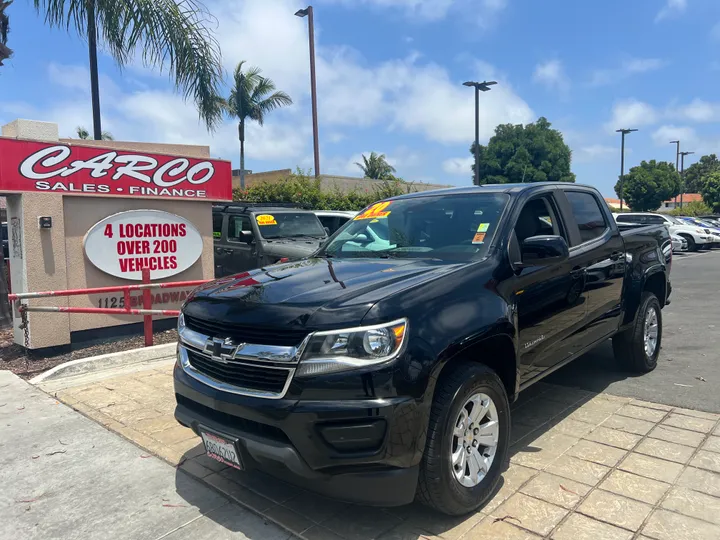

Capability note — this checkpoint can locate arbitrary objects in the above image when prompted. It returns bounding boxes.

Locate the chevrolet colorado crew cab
[174,183,672,515]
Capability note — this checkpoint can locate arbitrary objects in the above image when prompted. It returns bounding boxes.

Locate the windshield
[253,212,326,239]
[666,216,684,225]
[319,194,509,261]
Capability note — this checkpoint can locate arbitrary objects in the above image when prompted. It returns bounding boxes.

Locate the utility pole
[616,128,638,210]
[463,80,497,185]
[680,151,695,209]
[670,140,680,206]
[295,6,321,178]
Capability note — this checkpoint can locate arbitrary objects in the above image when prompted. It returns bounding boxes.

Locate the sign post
[142,267,152,347]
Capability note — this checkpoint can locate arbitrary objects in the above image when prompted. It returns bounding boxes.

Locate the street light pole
[463,80,497,185]
[670,140,680,206]
[295,6,321,178]
[616,128,638,210]
[679,151,695,209]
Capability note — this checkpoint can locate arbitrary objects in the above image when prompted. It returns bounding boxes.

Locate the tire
[417,363,510,515]
[612,291,662,373]
[680,234,696,252]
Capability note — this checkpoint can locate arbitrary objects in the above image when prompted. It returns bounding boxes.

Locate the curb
[30,342,177,384]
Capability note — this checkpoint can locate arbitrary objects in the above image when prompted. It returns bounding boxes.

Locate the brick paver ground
[46,364,720,540]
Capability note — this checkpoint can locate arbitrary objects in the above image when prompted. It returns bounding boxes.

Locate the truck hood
[184,257,462,329]
[261,237,324,259]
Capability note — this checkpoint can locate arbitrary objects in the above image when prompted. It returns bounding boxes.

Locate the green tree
[225,61,292,190]
[76,126,113,140]
[355,152,397,179]
[0,1,12,67]
[26,0,223,139]
[699,171,720,213]
[683,154,720,194]
[614,160,681,212]
[470,117,575,185]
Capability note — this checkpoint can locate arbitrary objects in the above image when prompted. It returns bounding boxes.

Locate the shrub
[668,200,713,217]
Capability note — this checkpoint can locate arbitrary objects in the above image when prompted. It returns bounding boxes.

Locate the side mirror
[241,230,254,244]
[521,235,569,266]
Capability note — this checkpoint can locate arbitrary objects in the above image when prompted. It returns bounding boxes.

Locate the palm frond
[33,0,224,130]
[226,60,292,127]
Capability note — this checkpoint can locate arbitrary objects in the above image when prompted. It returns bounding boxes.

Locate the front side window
[319,194,509,261]
[566,192,608,243]
[253,212,326,239]
[228,215,253,242]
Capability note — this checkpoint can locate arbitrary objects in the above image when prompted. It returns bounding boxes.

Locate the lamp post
[679,151,695,209]
[463,80,497,185]
[616,128,638,210]
[295,6,321,178]
[670,140,680,205]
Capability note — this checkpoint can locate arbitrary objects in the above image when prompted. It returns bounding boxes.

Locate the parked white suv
[614,212,712,251]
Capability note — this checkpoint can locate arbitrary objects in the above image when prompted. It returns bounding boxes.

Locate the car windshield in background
[318,194,509,261]
[254,212,326,239]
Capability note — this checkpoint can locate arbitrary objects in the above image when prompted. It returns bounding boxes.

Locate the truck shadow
[172,342,635,539]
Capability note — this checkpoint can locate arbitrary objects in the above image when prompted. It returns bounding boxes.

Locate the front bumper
[173,362,423,506]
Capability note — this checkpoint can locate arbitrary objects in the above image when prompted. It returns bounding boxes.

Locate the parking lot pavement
[547,249,720,413]
[44,363,720,540]
[0,371,292,540]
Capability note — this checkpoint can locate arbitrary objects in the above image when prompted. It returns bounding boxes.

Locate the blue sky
[2,0,720,196]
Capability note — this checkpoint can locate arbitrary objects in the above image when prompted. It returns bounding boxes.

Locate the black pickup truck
[174,183,672,515]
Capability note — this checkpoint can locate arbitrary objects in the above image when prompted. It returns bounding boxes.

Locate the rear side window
[566,192,608,244]
[646,215,665,225]
[212,214,223,239]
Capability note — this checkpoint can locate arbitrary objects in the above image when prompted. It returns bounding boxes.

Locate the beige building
[0,119,231,350]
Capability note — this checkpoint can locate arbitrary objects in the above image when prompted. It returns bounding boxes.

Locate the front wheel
[680,235,697,252]
[417,364,510,515]
[612,291,662,373]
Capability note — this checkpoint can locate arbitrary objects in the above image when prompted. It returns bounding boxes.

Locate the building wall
[59,139,211,159]
[62,197,214,333]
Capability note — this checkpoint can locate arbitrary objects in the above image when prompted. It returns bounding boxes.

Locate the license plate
[199,429,243,470]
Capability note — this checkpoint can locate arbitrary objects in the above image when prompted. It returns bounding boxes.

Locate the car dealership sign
[0,137,232,200]
[84,210,203,280]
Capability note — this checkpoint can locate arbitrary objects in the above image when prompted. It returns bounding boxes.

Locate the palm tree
[225,61,293,189]
[76,126,113,140]
[26,0,223,139]
[355,152,397,179]
[0,1,12,67]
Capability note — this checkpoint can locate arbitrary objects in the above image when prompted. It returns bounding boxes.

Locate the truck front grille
[185,315,308,347]
[186,349,292,395]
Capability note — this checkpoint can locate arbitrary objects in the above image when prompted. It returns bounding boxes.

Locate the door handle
[222,249,234,254]
[610,251,622,261]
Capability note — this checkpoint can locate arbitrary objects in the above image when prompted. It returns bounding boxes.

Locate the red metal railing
[8,268,211,347]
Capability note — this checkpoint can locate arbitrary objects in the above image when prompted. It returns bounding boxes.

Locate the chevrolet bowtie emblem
[204,337,240,363]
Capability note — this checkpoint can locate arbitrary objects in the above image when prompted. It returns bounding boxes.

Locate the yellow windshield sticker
[354,202,392,220]
[477,223,489,233]
[256,214,277,226]
[370,219,380,223]
[472,232,486,244]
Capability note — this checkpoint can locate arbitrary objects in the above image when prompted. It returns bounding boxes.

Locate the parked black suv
[212,204,328,277]
[177,183,671,515]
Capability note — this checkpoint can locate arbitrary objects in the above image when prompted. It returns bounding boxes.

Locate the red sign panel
[0,137,232,201]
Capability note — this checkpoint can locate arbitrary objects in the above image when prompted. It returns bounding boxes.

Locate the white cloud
[606,99,659,132]
[651,125,699,148]
[590,57,666,86]
[533,60,569,93]
[321,0,507,25]
[574,144,616,163]
[672,99,720,123]
[442,156,474,175]
[655,0,687,22]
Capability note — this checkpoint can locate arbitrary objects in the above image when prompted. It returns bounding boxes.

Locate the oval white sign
[84,210,203,280]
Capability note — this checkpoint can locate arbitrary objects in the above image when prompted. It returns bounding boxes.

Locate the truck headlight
[296,319,408,376]
[177,312,186,332]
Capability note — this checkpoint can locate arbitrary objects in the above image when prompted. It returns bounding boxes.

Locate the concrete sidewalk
[43,361,720,540]
[0,370,293,540]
